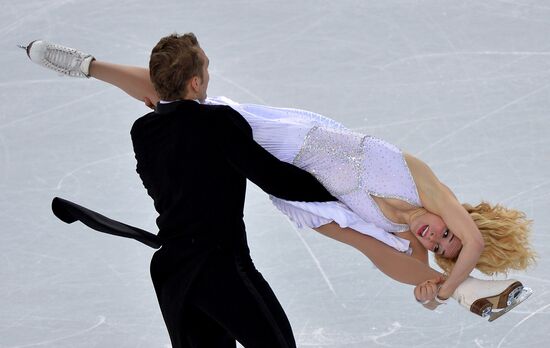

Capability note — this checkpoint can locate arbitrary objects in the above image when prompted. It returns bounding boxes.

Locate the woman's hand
[414,276,446,310]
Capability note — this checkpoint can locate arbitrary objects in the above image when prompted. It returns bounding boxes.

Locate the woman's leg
[89,61,159,107]
[314,222,442,285]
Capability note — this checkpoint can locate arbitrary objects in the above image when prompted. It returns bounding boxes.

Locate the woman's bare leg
[88,61,158,106]
[314,222,442,285]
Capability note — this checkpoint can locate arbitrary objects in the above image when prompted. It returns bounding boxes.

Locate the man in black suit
[129,33,336,347]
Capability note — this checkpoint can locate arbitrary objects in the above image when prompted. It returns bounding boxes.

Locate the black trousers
[48,197,297,347]
[151,233,296,348]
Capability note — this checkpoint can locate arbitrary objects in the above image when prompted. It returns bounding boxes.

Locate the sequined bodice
[205,96,422,232]
[293,126,421,232]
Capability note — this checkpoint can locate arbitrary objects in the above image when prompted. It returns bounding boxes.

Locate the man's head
[149,32,209,103]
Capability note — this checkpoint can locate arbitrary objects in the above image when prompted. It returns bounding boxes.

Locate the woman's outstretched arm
[406,154,484,299]
[89,61,159,107]
[428,188,484,299]
[313,222,442,285]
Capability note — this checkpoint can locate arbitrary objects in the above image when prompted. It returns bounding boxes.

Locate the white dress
[205,96,420,254]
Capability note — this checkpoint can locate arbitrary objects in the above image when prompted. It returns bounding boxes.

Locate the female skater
[21,39,535,318]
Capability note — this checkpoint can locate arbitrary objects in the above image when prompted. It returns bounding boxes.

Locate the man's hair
[149,33,204,101]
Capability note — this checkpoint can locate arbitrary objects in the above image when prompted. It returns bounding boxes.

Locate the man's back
[131,100,248,239]
[131,99,336,242]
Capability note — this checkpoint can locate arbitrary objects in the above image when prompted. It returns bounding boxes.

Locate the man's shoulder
[130,111,157,137]
[202,103,249,128]
[201,103,239,118]
[129,103,246,139]
[197,104,249,132]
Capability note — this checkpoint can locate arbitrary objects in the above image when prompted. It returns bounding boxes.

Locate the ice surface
[1,0,549,347]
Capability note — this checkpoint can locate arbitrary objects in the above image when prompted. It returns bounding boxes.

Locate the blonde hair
[435,202,536,276]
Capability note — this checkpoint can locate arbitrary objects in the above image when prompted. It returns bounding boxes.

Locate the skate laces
[42,43,88,77]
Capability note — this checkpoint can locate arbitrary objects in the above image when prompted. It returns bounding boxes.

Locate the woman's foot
[19,40,94,78]
[452,277,533,321]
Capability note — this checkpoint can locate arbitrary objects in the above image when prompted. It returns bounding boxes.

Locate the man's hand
[144,97,155,110]
[414,276,446,310]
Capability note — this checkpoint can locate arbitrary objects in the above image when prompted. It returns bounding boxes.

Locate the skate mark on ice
[518,275,550,284]
[287,221,338,298]
[497,303,550,348]
[379,51,550,69]
[0,0,75,36]
[405,321,481,347]
[500,180,550,204]
[417,81,550,156]
[7,315,106,348]
[214,11,317,52]
[491,0,550,13]
[352,115,445,132]
[368,321,402,344]
[430,135,550,166]
[424,12,484,118]
[211,72,267,104]
[0,133,10,187]
[296,318,311,346]
[298,321,402,346]
[474,338,488,348]
[55,152,132,191]
[0,79,63,88]
[0,89,110,130]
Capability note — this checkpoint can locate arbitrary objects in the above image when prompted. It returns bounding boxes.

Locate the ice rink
[2,0,550,346]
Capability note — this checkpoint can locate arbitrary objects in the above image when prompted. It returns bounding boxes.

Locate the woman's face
[409,209,463,258]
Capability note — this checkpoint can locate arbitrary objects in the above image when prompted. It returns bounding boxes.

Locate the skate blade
[488,287,533,322]
[470,281,523,316]
[486,281,523,309]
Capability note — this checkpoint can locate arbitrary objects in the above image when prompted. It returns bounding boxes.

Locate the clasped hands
[414,276,448,310]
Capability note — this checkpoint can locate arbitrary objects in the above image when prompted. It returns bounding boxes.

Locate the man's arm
[215,107,336,202]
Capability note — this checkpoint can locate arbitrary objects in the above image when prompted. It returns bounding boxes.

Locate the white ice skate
[18,40,95,78]
[451,277,532,322]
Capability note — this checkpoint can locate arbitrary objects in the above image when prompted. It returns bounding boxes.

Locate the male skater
[19,32,334,346]
[127,33,336,347]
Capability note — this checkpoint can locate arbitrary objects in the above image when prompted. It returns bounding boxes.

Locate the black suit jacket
[130,99,335,242]
[51,99,337,334]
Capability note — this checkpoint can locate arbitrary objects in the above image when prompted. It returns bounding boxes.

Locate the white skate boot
[18,40,95,78]
[451,277,532,322]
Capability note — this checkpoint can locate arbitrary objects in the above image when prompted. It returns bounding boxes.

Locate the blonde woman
[21,40,535,320]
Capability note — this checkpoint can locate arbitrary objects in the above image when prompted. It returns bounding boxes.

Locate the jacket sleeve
[215,106,336,202]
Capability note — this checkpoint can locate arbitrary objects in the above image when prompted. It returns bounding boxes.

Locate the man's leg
[151,247,238,348]
[188,247,297,348]
[181,305,237,348]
